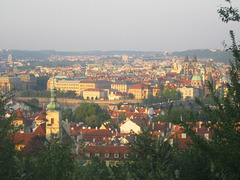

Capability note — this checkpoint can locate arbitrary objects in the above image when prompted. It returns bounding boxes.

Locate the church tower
[46,83,62,140]
[184,54,190,77]
[192,54,198,75]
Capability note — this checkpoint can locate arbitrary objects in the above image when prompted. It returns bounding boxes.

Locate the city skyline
[1,0,240,52]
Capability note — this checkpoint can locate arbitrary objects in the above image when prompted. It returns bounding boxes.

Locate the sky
[0,0,240,52]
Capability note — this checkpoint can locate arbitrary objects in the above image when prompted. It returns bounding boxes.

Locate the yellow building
[18,74,37,90]
[111,81,133,93]
[177,86,199,100]
[47,78,111,95]
[128,84,152,99]
[82,88,106,100]
[0,77,22,94]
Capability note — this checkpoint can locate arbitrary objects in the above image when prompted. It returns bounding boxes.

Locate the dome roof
[192,75,202,81]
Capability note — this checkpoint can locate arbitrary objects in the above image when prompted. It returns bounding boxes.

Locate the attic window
[114,153,119,159]
[204,133,209,140]
[105,153,110,158]
[182,133,186,139]
[124,153,129,159]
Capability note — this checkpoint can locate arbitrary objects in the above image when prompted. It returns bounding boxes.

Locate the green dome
[192,75,202,81]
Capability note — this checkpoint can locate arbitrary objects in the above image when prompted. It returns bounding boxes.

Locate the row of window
[85,153,129,159]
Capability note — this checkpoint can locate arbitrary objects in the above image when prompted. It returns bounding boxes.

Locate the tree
[118,112,127,123]
[36,76,49,91]
[125,129,178,179]
[128,93,134,99]
[74,103,111,127]
[162,88,179,101]
[154,107,194,124]
[25,98,40,112]
[62,108,75,122]
[178,1,240,178]
[117,102,123,110]
[24,135,75,179]
[0,93,20,179]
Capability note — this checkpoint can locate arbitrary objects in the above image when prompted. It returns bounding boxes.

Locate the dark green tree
[74,103,110,127]
[128,93,134,99]
[62,108,75,122]
[26,135,75,180]
[36,76,49,91]
[117,112,127,123]
[0,93,21,179]
[125,129,178,179]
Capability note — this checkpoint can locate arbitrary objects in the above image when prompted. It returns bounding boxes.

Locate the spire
[46,75,61,112]
[192,54,197,62]
[184,54,189,62]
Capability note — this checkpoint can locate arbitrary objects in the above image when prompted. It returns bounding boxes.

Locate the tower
[184,54,190,77]
[192,54,198,75]
[46,83,62,140]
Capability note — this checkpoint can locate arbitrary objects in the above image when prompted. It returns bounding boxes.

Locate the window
[51,118,54,124]
[95,153,100,157]
[182,133,186,139]
[204,133,209,140]
[105,153,110,158]
[114,153,119,159]
[124,154,129,159]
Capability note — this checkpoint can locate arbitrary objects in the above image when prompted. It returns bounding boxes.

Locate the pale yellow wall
[120,121,141,134]
[46,112,61,140]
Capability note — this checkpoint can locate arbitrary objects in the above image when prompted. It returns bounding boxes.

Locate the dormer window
[114,153,119,159]
[124,153,129,159]
[105,153,110,159]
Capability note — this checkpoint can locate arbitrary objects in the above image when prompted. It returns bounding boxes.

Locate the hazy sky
[1,0,240,52]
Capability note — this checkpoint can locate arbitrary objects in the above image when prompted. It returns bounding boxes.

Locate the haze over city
[1,0,240,52]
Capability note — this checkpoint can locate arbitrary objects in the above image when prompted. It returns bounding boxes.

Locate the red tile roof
[84,145,130,160]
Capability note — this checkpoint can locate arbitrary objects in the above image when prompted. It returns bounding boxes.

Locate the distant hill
[171,49,233,63]
[0,49,233,64]
[0,49,162,61]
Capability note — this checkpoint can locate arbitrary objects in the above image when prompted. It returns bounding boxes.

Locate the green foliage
[19,90,77,98]
[117,102,123,110]
[126,129,178,180]
[154,107,194,123]
[177,3,240,178]
[19,135,75,180]
[75,157,113,180]
[117,112,127,122]
[24,98,40,112]
[74,103,110,127]
[62,108,75,122]
[36,76,49,90]
[163,88,179,101]
[19,90,51,98]
[142,89,180,106]
[128,93,135,99]
[0,93,21,179]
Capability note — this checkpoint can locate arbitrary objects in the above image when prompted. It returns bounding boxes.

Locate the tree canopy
[74,103,110,127]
